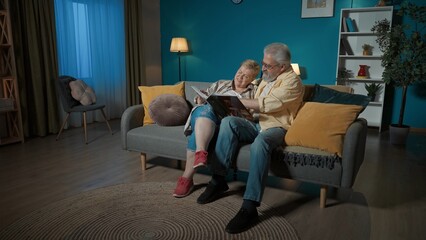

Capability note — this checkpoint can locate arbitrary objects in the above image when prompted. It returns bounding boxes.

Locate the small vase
[376,0,386,7]
[357,65,368,79]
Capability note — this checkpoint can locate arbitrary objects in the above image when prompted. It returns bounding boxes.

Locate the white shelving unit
[336,6,393,132]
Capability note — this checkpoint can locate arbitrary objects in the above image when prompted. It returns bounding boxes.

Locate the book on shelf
[345,17,357,32]
[339,41,346,55]
[342,17,348,32]
[191,86,254,121]
[340,38,354,55]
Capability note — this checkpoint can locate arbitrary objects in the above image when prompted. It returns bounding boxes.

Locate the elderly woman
[173,59,260,198]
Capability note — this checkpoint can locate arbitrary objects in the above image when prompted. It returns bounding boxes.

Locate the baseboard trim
[411,128,426,134]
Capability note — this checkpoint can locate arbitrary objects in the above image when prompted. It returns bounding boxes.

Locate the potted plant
[361,44,374,55]
[371,1,425,144]
[337,67,352,85]
[364,82,381,102]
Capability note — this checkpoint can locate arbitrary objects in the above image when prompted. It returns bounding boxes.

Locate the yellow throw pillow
[138,82,185,125]
[285,102,363,157]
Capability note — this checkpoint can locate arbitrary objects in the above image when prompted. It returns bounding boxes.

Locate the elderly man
[197,42,304,234]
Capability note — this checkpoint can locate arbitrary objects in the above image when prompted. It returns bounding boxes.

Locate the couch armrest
[340,118,368,188]
[121,105,144,150]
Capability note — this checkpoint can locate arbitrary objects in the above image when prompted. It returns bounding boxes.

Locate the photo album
[191,86,254,121]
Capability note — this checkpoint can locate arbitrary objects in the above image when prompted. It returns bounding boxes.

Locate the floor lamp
[291,63,300,76]
[170,37,189,81]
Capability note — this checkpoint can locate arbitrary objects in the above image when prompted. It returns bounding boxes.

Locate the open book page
[191,85,237,99]
[191,86,209,100]
[191,85,254,121]
[206,95,254,121]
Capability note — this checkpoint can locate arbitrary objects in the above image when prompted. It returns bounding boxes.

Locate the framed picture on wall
[301,0,335,18]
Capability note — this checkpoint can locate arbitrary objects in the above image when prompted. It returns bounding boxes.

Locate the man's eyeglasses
[262,61,280,70]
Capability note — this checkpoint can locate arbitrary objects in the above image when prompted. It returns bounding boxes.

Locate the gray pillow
[148,94,190,126]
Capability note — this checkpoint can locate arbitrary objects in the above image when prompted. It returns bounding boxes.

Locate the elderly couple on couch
[173,42,304,234]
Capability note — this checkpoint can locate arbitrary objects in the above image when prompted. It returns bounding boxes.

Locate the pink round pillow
[69,80,96,106]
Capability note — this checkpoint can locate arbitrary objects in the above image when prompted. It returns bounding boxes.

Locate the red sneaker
[193,150,208,169]
[173,176,194,198]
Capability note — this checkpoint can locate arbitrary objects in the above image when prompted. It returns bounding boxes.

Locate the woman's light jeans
[187,104,220,151]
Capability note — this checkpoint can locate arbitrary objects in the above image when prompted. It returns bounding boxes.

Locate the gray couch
[121,81,367,208]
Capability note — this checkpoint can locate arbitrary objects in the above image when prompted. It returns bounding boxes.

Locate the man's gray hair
[264,43,291,68]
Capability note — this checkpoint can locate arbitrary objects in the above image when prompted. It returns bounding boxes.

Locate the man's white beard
[262,72,279,82]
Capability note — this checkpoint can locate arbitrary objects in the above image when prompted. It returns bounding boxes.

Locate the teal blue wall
[160,0,425,128]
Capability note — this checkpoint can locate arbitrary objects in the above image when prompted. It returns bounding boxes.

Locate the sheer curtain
[54,0,125,127]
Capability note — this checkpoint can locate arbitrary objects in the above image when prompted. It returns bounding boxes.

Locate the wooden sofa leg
[140,153,147,172]
[320,185,327,208]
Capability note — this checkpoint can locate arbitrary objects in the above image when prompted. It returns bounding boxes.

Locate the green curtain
[9,0,60,137]
[124,0,146,106]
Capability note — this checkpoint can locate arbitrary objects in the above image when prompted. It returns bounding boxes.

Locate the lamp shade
[170,37,189,52]
[291,63,300,76]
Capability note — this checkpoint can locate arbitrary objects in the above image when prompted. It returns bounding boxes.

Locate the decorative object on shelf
[337,68,353,84]
[364,83,381,102]
[371,1,425,145]
[376,0,386,7]
[356,65,369,79]
[362,44,373,55]
[170,37,189,82]
[301,0,335,18]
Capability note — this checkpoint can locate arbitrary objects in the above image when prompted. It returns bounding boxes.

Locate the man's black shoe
[197,181,229,204]
[225,207,259,234]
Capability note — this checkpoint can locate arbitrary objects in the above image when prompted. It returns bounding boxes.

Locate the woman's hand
[194,95,206,105]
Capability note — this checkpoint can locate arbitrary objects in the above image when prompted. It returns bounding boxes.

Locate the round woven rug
[0,182,299,239]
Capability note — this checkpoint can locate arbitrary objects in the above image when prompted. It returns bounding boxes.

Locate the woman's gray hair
[264,43,291,68]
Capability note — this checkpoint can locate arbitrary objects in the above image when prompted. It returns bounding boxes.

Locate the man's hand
[240,98,260,111]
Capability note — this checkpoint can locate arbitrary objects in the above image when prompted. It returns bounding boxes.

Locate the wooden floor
[0,120,425,240]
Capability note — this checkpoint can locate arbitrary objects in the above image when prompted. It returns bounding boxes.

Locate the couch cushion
[69,79,96,106]
[138,82,185,125]
[148,94,190,126]
[285,102,363,157]
[126,124,188,160]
